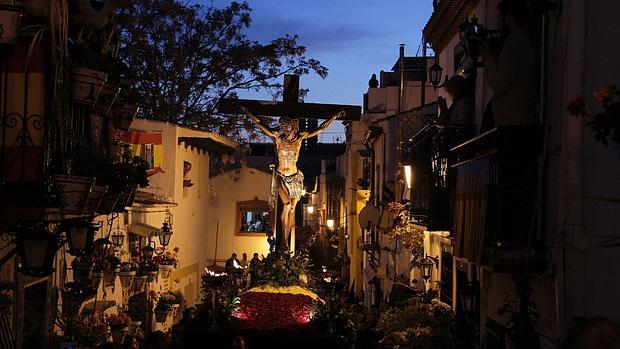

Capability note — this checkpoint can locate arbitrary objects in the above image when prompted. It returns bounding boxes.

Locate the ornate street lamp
[158,222,173,247]
[111,231,125,247]
[61,219,99,256]
[428,59,447,89]
[92,238,113,259]
[459,282,478,315]
[15,225,60,277]
[419,254,439,281]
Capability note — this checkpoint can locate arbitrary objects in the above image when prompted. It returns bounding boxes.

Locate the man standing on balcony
[242,107,344,252]
[481,0,538,126]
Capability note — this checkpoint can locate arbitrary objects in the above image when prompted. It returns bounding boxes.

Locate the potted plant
[71,255,95,283]
[62,281,96,319]
[112,79,141,131]
[134,270,148,291]
[139,261,159,283]
[102,255,121,286]
[72,39,108,106]
[118,261,138,288]
[54,174,95,216]
[107,313,131,344]
[153,291,178,323]
[65,147,113,216]
[69,312,109,348]
[96,145,149,214]
[153,248,178,279]
[0,1,22,45]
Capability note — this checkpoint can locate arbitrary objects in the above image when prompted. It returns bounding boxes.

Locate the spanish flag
[1,41,46,182]
[121,130,164,176]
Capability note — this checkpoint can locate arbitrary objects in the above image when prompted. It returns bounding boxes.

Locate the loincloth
[276,170,305,200]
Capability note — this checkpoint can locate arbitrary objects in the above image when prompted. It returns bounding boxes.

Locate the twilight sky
[200,0,434,142]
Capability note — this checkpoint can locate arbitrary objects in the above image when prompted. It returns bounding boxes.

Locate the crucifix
[218,75,361,254]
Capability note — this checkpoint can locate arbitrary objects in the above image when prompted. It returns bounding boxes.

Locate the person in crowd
[171,306,199,348]
[249,252,261,287]
[231,336,248,349]
[240,252,248,269]
[480,0,538,127]
[225,253,240,272]
[562,317,620,349]
[437,75,474,125]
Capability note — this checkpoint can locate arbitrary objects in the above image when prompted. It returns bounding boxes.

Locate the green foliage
[116,0,328,141]
[377,299,455,349]
[253,252,312,287]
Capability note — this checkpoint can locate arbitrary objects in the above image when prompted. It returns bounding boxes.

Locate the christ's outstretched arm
[303,110,345,139]
[242,107,277,139]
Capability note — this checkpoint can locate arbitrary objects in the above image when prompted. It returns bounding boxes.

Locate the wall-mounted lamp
[326,219,335,230]
[428,58,448,90]
[307,205,315,214]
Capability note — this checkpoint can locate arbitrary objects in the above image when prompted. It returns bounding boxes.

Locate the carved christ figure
[243,107,344,251]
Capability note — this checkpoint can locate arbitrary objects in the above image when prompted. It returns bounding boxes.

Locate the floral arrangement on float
[225,251,325,332]
[567,85,620,148]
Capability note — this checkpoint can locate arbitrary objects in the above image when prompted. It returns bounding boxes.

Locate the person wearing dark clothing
[437,75,474,125]
[249,252,261,287]
[225,253,240,272]
[368,73,379,88]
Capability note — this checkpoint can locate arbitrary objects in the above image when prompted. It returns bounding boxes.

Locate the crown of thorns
[279,117,299,131]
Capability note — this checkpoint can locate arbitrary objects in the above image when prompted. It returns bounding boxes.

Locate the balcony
[450,126,543,270]
[406,123,475,231]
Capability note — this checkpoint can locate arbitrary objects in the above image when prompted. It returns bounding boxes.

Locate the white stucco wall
[206,166,272,262]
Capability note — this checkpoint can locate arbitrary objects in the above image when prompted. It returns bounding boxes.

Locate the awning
[128,223,160,237]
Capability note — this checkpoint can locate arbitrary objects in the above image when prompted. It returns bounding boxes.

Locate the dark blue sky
[201,0,434,141]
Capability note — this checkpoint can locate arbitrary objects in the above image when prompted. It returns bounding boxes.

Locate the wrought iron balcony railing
[405,122,475,231]
[450,126,544,270]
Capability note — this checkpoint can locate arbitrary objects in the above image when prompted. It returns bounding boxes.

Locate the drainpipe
[561,0,587,332]
[399,44,405,114]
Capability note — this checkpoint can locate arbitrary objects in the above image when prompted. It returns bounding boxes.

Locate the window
[236,197,272,235]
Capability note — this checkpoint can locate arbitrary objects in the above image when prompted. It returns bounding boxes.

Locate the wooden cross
[217,74,361,121]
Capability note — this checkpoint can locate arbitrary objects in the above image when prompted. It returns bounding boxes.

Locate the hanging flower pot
[0,2,22,45]
[145,270,158,283]
[118,270,136,289]
[113,103,139,131]
[134,275,147,291]
[97,191,121,215]
[72,258,94,283]
[72,67,108,106]
[103,267,120,285]
[83,184,107,216]
[154,308,170,323]
[62,281,96,319]
[110,326,128,344]
[158,264,173,279]
[54,175,95,216]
